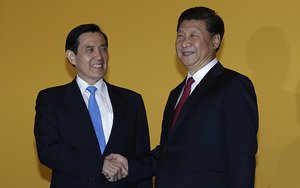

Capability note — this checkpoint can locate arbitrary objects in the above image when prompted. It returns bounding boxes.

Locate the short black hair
[65,24,108,54]
[177,7,225,43]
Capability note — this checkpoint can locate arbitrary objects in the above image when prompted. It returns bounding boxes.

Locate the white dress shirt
[175,58,218,108]
[76,76,113,144]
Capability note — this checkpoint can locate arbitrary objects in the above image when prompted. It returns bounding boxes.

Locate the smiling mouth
[182,51,194,56]
[91,64,103,68]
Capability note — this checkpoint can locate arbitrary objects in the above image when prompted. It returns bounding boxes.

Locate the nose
[94,50,103,60]
[181,37,192,47]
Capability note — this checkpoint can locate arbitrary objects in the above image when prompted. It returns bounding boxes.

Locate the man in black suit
[107,6,258,188]
[34,24,152,188]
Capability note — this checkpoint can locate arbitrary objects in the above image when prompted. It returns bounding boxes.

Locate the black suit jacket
[34,79,152,188]
[129,62,258,188]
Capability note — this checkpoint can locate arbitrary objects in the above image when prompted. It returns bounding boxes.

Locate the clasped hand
[102,153,128,182]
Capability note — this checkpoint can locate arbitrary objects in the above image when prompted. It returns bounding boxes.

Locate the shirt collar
[76,76,105,94]
[187,58,218,84]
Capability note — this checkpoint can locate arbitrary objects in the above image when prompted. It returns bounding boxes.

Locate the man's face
[67,32,108,85]
[176,19,220,75]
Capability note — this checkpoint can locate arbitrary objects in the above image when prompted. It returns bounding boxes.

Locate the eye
[99,46,108,51]
[86,47,94,53]
[176,33,185,40]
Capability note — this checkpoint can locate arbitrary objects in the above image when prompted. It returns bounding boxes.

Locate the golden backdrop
[1,0,300,187]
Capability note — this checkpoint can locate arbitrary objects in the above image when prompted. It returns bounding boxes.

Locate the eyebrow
[84,43,108,48]
[100,43,108,47]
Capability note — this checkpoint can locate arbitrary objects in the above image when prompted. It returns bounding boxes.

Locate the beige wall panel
[1,0,300,187]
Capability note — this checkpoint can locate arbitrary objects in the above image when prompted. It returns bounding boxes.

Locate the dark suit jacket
[34,79,152,188]
[129,62,258,188]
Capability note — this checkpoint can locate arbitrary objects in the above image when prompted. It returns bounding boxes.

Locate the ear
[66,50,76,66]
[212,34,221,50]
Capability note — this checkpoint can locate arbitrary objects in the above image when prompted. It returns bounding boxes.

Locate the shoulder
[37,81,76,99]
[221,68,254,89]
[219,68,257,101]
[209,62,254,87]
[105,82,146,110]
[39,82,72,92]
[105,81,142,99]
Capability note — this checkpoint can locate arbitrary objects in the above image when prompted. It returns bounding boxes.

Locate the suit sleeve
[34,90,105,180]
[223,76,258,188]
[127,90,177,183]
[131,94,153,188]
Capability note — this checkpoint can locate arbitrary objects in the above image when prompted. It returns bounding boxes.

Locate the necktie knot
[185,77,195,90]
[87,86,97,94]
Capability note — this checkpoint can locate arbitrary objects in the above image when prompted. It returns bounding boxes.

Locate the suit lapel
[170,62,224,133]
[62,79,101,153]
[103,82,127,153]
[165,81,185,132]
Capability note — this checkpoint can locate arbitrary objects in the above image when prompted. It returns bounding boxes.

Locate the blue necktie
[86,86,106,154]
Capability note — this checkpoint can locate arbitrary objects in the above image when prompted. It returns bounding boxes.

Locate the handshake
[102,153,128,182]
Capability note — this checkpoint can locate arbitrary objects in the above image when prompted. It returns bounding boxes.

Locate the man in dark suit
[106,6,258,188]
[34,24,152,188]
